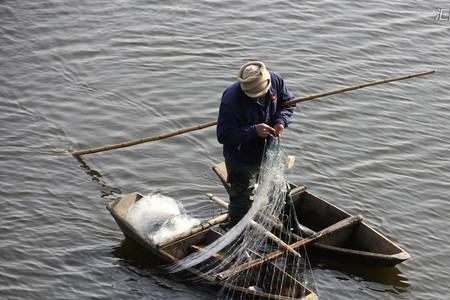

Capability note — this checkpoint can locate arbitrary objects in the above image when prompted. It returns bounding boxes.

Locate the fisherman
[217,61,313,237]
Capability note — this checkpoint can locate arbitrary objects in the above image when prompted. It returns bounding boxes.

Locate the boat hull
[292,189,410,266]
[107,192,318,300]
[212,162,410,267]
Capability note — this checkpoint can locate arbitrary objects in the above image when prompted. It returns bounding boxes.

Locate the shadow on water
[111,238,217,295]
[311,257,410,294]
[73,154,122,198]
[111,238,186,292]
[112,238,167,269]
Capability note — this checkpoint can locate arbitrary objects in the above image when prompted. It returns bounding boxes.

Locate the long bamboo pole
[71,70,434,158]
[282,70,435,107]
[72,120,217,158]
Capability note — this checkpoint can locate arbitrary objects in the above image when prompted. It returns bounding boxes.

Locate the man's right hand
[255,123,276,138]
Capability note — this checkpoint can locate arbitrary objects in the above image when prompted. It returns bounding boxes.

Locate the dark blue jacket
[217,72,295,166]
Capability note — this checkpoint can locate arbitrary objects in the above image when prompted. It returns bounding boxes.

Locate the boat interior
[158,226,316,299]
[291,189,402,255]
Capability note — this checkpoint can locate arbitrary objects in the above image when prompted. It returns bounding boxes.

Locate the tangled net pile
[170,139,318,299]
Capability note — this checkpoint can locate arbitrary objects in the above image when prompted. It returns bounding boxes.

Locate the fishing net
[128,193,201,244]
[170,139,318,299]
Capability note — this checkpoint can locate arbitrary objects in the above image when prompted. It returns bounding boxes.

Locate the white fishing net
[169,139,319,299]
[128,193,201,244]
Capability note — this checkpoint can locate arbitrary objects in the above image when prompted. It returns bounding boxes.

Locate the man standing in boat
[217,61,297,228]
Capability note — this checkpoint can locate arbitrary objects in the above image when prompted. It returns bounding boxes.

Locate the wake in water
[128,193,201,244]
[169,139,318,299]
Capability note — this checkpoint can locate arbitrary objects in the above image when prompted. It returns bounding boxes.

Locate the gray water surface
[1,1,449,299]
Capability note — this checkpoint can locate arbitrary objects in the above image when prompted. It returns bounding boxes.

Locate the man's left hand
[274,123,284,137]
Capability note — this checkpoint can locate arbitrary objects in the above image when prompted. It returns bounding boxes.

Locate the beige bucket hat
[237,61,271,98]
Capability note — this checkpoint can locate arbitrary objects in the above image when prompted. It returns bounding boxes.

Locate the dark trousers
[226,162,260,227]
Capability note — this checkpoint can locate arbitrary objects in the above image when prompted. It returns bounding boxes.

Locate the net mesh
[170,139,318,299]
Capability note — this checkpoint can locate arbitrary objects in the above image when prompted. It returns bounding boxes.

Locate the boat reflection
[312,257,410,294]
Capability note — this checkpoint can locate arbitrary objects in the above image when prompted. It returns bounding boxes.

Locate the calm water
[1,1,449,299]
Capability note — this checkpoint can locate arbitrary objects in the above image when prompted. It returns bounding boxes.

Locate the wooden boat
[107,192,319,300]
[213,162,410,267]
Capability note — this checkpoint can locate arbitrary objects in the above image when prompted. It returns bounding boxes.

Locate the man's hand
[255,123,276,138]
[274,123,284,137]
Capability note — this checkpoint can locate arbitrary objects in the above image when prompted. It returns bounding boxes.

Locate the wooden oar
[206,193,302,258]
[71,70,434,158]
[207,193,283,230]
[191,244,307,292]
[215,214,363,281]
[208,192,307,238]
[158,213,228,248]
